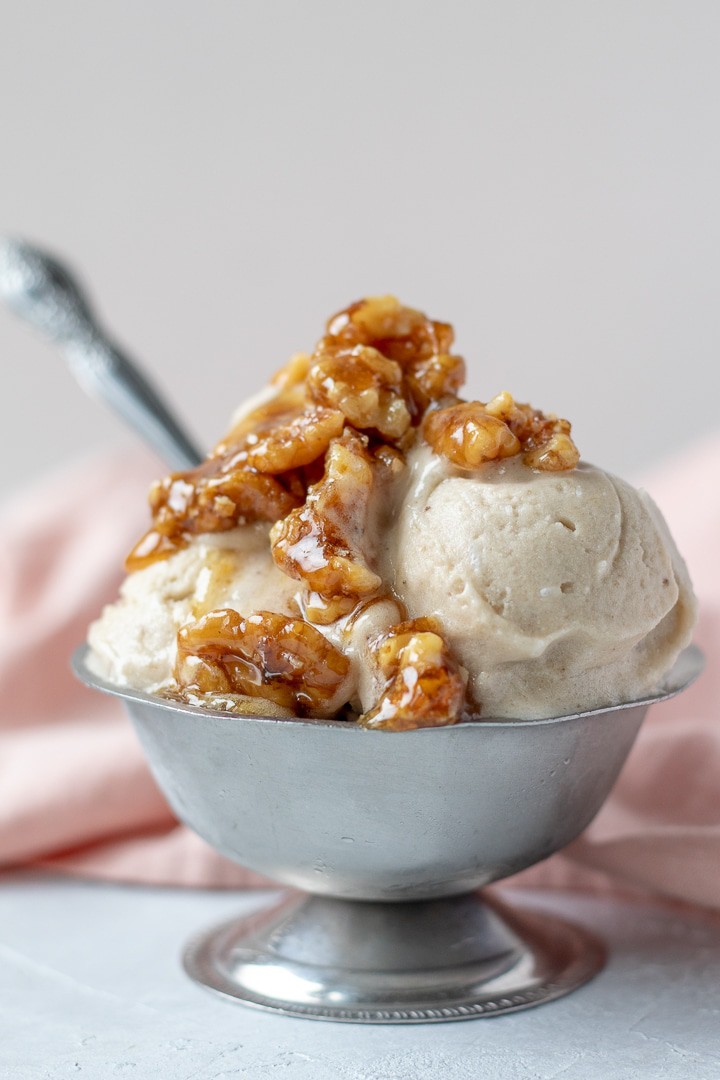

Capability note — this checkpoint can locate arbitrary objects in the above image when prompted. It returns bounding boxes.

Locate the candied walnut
[424,402,521,469]
[319,296,465,414]
[175,608,350,717]
[405,352,466,413]
[360,618,466,731]
[306,346,411,441]
[126,388,340,573]
[425,394,580,473]
[242,406,345,474]
[485,391,579,472]
[271,352,312,390]
[483,389,518,424]
[270,431,382,623]
[126,528,186,569]
[373,442,406,477]
[214,384,307,457]
[126,296,472,575]
[301,591,358,624]
[152,466,302,529]
[524,432,579,471]
[324,296,420,348]
[324,296,454,362]
[126,467,302,572]
[163,687,295,718]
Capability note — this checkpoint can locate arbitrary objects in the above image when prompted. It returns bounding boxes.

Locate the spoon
[0,237,203,471]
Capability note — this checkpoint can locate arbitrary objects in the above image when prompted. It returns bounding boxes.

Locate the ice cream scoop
[388,447,696,718]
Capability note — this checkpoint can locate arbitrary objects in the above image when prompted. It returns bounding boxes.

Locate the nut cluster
[270,430,382,625]
[360,618,467,730]
[424,391,579,472]
[127,297,581,728]
[175,608,350,717]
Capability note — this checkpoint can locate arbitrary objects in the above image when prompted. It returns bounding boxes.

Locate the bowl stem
[183,888,605,1023]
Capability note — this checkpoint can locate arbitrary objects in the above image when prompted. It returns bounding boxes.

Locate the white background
[1,1,719,495]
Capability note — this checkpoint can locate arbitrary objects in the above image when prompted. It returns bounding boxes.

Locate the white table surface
[1,871,718,1080]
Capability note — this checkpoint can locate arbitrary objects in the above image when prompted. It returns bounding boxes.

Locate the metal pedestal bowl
[74,645,702,1023]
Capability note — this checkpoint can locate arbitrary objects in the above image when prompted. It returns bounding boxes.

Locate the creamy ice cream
[385,447,695,718]
[87,296,696,728]
[88,524,299,713]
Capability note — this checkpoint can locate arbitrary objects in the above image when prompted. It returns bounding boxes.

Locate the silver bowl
[74,644,702,1023]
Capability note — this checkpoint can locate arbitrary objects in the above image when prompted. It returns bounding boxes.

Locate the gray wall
[1,1,719,495]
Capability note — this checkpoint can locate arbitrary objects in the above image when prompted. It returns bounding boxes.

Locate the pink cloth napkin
[1,439,718,905]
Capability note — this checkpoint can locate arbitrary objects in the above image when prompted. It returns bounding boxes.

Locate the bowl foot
[183,889,605,1023]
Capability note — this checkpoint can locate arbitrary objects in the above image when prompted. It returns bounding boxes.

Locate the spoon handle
[64,331,204,471]
[0,238,203,471]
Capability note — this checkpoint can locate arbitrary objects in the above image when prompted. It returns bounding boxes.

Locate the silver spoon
[0,237,203,471]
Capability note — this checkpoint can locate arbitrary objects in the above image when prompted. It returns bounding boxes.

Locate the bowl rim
[72,642,704,734]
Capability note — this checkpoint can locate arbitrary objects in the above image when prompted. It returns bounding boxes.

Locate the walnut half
[424,393,579,472]
[175,608,350,717]
[424,402,521,469]
[306,346,411,441]
[360,618,467,730]
[270,430,382,624]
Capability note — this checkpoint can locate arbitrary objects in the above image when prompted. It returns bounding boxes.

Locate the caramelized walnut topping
[324,296,454,363]
[128,300,579,576]
[126,466,302,572]
[215,384,307,456]
[271,351,312,390]
[306,346,411,441]
[301,592,359,624]
[126,390,339,572]
[124,295,581,728]
[163,687,296,718]
[523,432,580,471]
[425,392,579,473]
[406,352,466,413]
[319,296,465,415]
[360,618,467,731]
[424,402,521,469]
[270,430,382,624]
[373,442,406,477]
[175,608,350,716]
[242,406,345,474]
[484,391,579,471]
